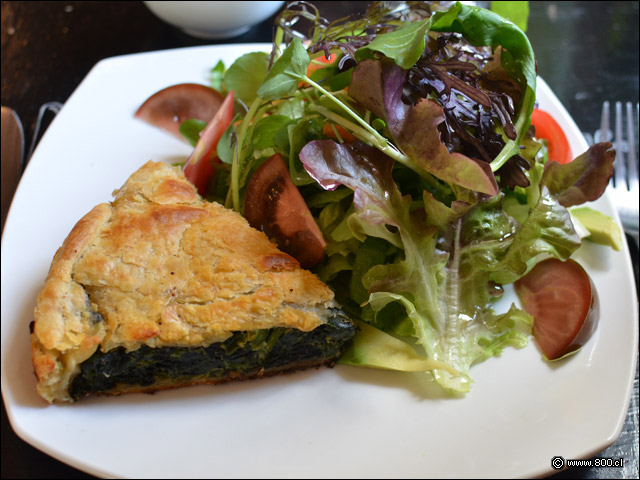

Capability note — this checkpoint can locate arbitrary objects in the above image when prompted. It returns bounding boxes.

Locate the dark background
[2,2,638,478]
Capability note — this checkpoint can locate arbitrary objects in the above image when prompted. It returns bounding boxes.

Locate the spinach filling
[69,310,355,400]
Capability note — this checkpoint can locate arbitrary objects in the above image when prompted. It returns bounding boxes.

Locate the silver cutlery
[26,101,63,161]
[596,101,639,244]
[1,106,25,233]
[1,102,63,235]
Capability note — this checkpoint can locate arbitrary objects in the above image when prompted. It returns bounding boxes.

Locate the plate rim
[2,43,638,479]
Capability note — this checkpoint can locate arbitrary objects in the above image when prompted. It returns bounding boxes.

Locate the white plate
[1,44,638,479]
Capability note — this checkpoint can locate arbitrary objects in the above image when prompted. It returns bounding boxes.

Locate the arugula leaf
[327,67,354,91]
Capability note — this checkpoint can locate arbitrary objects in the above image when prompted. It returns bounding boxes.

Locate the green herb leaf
[272,95,307,119]
[216,118,237,165]
[251,114,293,156]
[306,187,354,208]
[327,67,354,91]
[355,18,430,69]
[225,52,269,105]
[350,236,389,304]
[490,1,530,33]
[257,38,310,101]
[287,117,324,185]
[179,119,207,147]
[430,3,535,91]
[210,60,226,93]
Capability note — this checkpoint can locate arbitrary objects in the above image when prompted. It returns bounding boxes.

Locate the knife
[1,106,24,234]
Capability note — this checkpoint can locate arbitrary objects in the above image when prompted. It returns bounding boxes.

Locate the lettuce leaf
[349,59,498,195]
[428,2,537,173]
[300,140,539,393]
[541,142,615,207]
[490,1,530,33]
[490,186,581,284]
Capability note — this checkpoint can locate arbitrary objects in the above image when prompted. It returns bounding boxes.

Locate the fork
[596,101,639,244]
[26,101,63,162]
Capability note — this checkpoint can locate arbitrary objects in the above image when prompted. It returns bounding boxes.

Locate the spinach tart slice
[31,161,355,403]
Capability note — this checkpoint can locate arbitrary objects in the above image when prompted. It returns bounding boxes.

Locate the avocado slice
[338,321,459,375]
[570,206,623,251]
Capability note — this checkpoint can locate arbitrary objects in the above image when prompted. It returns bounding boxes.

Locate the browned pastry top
[31,161,334,402]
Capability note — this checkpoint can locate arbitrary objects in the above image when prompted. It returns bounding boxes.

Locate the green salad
[137,1,618,394]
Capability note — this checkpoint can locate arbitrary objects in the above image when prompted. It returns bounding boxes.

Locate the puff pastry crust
[31,161,340,403]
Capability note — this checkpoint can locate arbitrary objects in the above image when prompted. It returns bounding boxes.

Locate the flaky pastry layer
[31,161,335,402]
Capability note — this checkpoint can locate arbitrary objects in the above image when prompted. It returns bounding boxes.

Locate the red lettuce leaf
[299,140,398,213]
[541,142,615,207]
[350,59,498,196]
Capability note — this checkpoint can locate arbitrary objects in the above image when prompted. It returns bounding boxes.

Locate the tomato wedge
[307,53,337,77]
[135,83,224,139]
[322,122,356,142]
[531,108,573,164]
[514,258,599,360]
[245,153,327,269]
[299,53,338,88]
[183,91,234,196]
